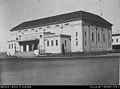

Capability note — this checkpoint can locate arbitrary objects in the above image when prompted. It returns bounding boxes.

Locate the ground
[0,56,119,85]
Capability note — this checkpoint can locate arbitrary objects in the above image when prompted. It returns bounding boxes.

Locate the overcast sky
[0,0,120,52]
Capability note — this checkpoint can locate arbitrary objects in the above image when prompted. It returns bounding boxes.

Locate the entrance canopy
[18,39,39,45]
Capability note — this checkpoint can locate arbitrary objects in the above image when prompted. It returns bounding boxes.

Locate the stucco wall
[45,36,61,53]
[82,22,112,52]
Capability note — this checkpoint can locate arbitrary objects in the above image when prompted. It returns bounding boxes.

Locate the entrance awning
[18,38,39,45]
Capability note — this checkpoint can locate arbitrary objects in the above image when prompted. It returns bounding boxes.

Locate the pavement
[0,56,119,85]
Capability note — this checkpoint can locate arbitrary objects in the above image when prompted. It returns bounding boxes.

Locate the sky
[0,0,120,52]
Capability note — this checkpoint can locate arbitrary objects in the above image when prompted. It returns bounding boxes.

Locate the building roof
[10,10,113,32]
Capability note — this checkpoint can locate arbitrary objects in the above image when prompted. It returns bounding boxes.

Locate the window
[76,38,78,40]
[112,39,113,42]
[116,39,118,42]
[51,40,54,46]
[25,29,27,31]
[65,40,67,46]
[76,32,78,37]
[35,30,38,32]
[76,41,78,46]
[9,44,10,49]
[92,32,94,42]
[18,31,21,33]
[39,28,42,29]
[47,41,49,46]
[55,25,59,27]
[40,35,42,38]
[56,40,58,46]
[98,33,100,42]
[47,26,50,28]
[85,40,87,46]
[12,44,13,49]
[103,34,105,42]
[65,23,69,25]
[32,28,35,31]
[85,32,87,38]
[14,44,16,51]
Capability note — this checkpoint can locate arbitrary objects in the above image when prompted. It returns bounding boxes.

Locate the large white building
[7,10,113,56]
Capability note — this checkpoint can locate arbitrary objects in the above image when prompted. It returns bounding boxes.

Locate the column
[21,45,23,52]
[26,45,29,52]
[32,44,34,51]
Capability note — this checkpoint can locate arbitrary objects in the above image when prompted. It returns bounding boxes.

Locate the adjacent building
[7,10,113,56]
[112,34,120,50]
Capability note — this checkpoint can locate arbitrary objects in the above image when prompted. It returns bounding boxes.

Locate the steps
[14,51,37,57]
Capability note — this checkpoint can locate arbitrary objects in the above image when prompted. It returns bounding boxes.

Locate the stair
[14,51,37,57]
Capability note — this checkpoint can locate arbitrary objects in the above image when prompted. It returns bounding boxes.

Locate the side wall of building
[112,36,120,45]
[82,22,112,52]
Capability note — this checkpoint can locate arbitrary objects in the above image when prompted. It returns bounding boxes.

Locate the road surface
[0,56,119,85]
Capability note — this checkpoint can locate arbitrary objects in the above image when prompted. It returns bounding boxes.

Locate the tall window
[103,34,105,42]
[76,41,78,46]
[47,41,49,46]
[9,44,10,49]
[65,40,67,46]
[76,32,78,37]
[92,32,94,42]
[85,40,87,46]
[85,32,87,38]
[116,39,118,42]
[51,40,54,46]
[14,44,16,51]
[12,44,13,49]
[98,33,100,42]
[112,39,113,42]
[56,40,58,46]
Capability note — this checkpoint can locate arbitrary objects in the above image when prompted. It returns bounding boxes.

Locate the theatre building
[7,10,113,56]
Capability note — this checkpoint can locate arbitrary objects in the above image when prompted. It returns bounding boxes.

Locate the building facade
[7,11,113,56]
[112,34,120,50]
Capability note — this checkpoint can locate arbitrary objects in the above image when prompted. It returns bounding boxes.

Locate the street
[0,56,119,85]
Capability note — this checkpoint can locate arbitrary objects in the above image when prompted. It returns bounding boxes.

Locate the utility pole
[119,0,120,8]
[99,0,103,16]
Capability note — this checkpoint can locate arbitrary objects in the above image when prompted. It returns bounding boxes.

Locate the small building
[7,10,113,56]
[112,34,120,50]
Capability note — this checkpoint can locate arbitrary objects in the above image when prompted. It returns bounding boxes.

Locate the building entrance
[19,39,39,52]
